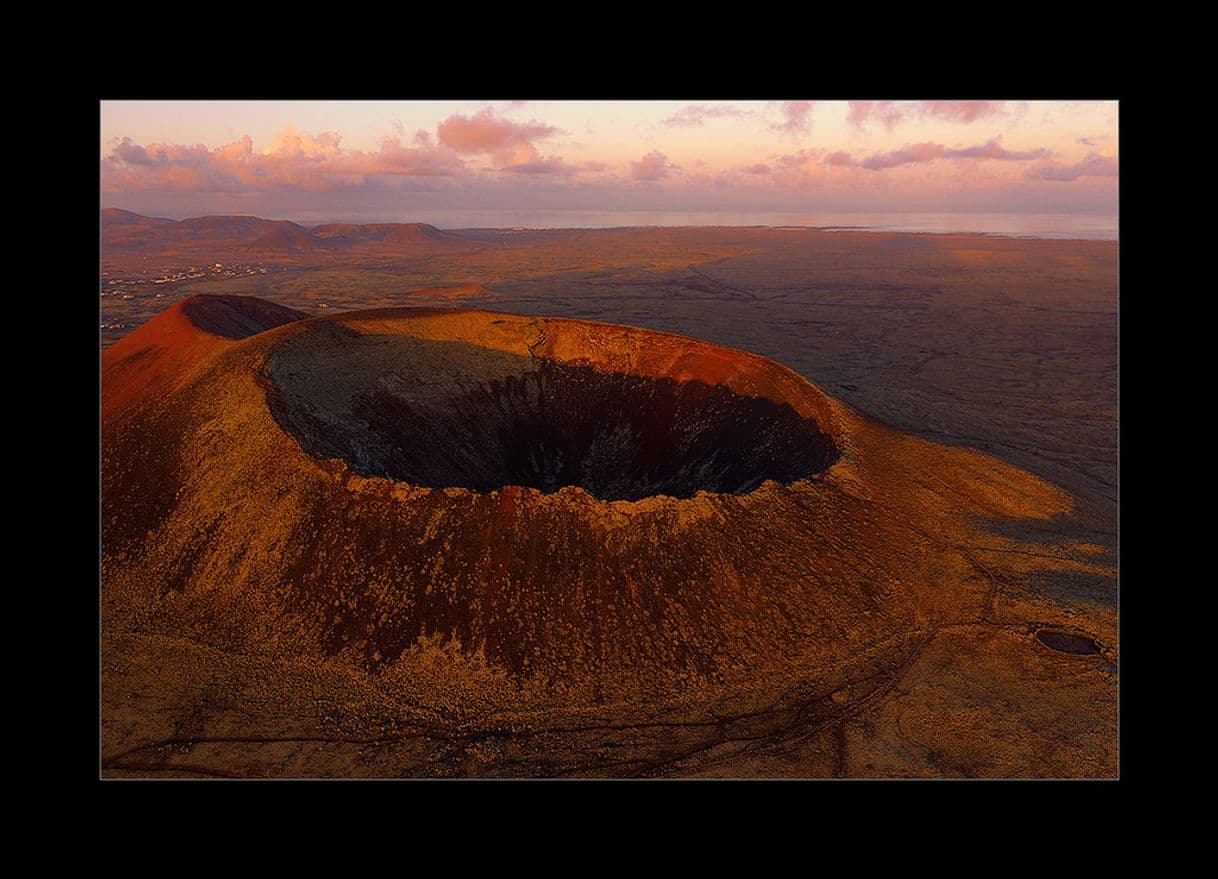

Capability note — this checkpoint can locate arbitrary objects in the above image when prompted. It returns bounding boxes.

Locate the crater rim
[261,313,845,503]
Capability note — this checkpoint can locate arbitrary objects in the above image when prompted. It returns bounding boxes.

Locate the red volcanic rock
[102,293,1059,687]
[101,294,1115,778]
[101,295,307,418]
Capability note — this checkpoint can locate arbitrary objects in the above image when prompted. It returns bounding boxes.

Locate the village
[99,262,286,339]
[99,262,280,298]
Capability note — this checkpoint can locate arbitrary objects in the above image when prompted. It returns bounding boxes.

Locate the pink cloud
[498,155,583,176]
[436,108,561,154]
[767,150,828,188]
[740,163,771,175]
[662,104,750,128]
[770,101,814,135]
[846,101,906,130]
[111,137,162,166]
[920,101,1007,123]
[346,137,465,176]
[848,101,1007,130]
[859,142,947,170]
[754,138,1053,186]
[631,150,674,181]
[1025,152,1118,182]
[102,128,466,194]
[262,126,343,161]
[945,139,1050,161]
[110,138,216,169]
[854,138,1049,170]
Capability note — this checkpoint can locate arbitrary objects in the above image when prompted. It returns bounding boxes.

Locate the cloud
[631,150,674,181]
[347,137,466,177]
[109,137,217,169]
[847,101,1007,130]
[846,101,906,130]
[921,101,1007,123]
[770,101,814,135]
[102,123,611,196]
[852,138,1049,170]
[755,138,1052,186]
[662,104,750,128]
[945,139,1049,161]
[740,163,771,175]
[498,155,580,176]
[766,150,829,188]
[858,142,946,170]
[436,108,561,154]
[1025,152,1117,182]
[261,126,343,161]
[110,137,161,166]
[102,128,467,194]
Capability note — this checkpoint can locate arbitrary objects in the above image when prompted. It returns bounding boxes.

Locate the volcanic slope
[102,295,1117,778]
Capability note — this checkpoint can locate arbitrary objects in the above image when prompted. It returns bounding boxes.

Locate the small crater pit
[264,325,840,501]
[1035,629,1101,656]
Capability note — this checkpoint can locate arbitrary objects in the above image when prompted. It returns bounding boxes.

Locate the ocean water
[416,210,1117,240]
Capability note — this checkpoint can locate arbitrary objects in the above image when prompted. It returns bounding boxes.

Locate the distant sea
[411,210,1117,241]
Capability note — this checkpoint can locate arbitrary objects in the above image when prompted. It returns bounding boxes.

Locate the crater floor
[266,327,839,500]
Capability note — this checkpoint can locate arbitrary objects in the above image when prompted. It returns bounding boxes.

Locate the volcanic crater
[264,326,841,500]
[101,294,1117,778]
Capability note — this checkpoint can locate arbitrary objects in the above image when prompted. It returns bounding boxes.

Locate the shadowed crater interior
[1035,629,1101,655]
[264,326,840,500]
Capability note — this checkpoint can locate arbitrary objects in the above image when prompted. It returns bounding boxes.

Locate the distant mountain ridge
[101,210,467,253]
[101,207,177,226]
[311,222,460,244]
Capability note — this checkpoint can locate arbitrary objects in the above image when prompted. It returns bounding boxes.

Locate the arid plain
[100,211,1118,778]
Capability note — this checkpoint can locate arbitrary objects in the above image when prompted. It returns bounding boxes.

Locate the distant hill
[311,222,463,245]
[179,215,280,237]
[102,208,178,246]
[102,208,177,227]
[103,212,320,250]
[250,221,323,251]
[101,211,468,258]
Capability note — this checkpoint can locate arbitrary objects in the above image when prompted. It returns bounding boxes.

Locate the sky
[100,100,1118,226]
